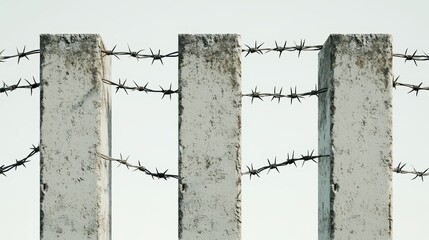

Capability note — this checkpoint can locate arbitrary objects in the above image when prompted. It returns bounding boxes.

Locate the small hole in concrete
[181,183,187,192]
[334,183,339,191]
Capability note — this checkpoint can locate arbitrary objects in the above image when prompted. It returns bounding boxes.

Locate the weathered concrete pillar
[178,34,242,240]
[318,34,392,239]
[40,34,111,240]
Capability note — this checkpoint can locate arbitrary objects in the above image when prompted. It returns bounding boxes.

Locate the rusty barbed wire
[0,77,40,96]
[242,85,327,104]
[0,46,40,63]
[393,162,429,182]
[243,40,323,57]
[0,145,39,177]
[101,44,178,64]
[242,150,330,179]
[393,49,429,66]
[100,154,179,180]
[392,75,429,95]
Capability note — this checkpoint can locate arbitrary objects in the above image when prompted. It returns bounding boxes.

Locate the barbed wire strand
[242,150,329,179]
[392,76,429,95]
[100,154,179,180]
[0,77,40,96]
[0,75,427,99]
[242,40,323,57]
[1,43,429,64]
[102,78,327,103]
[101,44,178,64]
[393,49,429,66]
[0,145,39,177]
[100,152,429,182]
[0,148,426,182]
[102,78,178,99]
[242,85,327,104]
[0,47,40,64]
[393,162,429,182]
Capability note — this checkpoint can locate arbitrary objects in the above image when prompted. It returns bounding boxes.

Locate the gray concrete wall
[40,34,112,240]
[178,34,242,240]
[318,34,392,240]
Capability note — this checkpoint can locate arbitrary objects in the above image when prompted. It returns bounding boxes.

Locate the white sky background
[1,0,428,239]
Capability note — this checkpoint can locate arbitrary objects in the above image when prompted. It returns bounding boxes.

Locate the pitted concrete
[178,34,242,240]
[318,34,392,240]
[40,34,112,240]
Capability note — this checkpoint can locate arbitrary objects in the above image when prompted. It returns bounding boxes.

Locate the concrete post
[40,34,112,240]
[178,34,242,240]
[318,34,392,239]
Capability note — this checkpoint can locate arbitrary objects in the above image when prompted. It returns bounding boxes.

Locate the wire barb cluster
[243,40,323,57]
[102,78,178,99]
[392,76,429,95]
[101,44,178,64]
[100,154,179,180]
[393,49,429,66]
[242,85,327,104]
[393,162,429,181]
[242,150,330,179]
[0,47,40,63]
[0,145,39,177]
[0,77,40,96]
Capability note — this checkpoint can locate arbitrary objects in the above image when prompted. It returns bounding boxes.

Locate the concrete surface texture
[318,34,393,240]
[178,34,242,240]
[40,34,112,240]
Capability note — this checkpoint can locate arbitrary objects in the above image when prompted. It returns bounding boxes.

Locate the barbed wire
[102,78,178,99]
[0,46,40,64]
[393,162,429,182]
[1,43,428,66]
[242,150,329,179]
[242,85,327,104]
[100,154,179,180]
[101,44,178,64]
[393,49,429,66]
[101,151,428,182]
[392,76,429,95]
[103,77,429,102]
[0,77,40,96]
[244,153,429,181]
[0,75,426,100]
[1,148,426,182]
[242,40,323,57]
[0,145,39,177]
[102,78,328,104]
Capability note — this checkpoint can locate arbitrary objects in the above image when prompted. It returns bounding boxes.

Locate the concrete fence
[39,34,392,240]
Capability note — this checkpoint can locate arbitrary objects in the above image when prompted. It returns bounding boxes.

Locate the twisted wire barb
[392,76,429,95]
[243,152,429,182]
[0,77,40,96]
[0,145,39,177]
[393,49,429,66]
[100,154,179,180]
[243,40,323,57]
[102,78,328,104]
[393,162,429,182]
[102,78,178,99]
[243,85,327,104]
[2,148,426,182]
[0,44,427,65]
[242,150,330,179]
[101,45,178,64]
[0,47,40,63]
